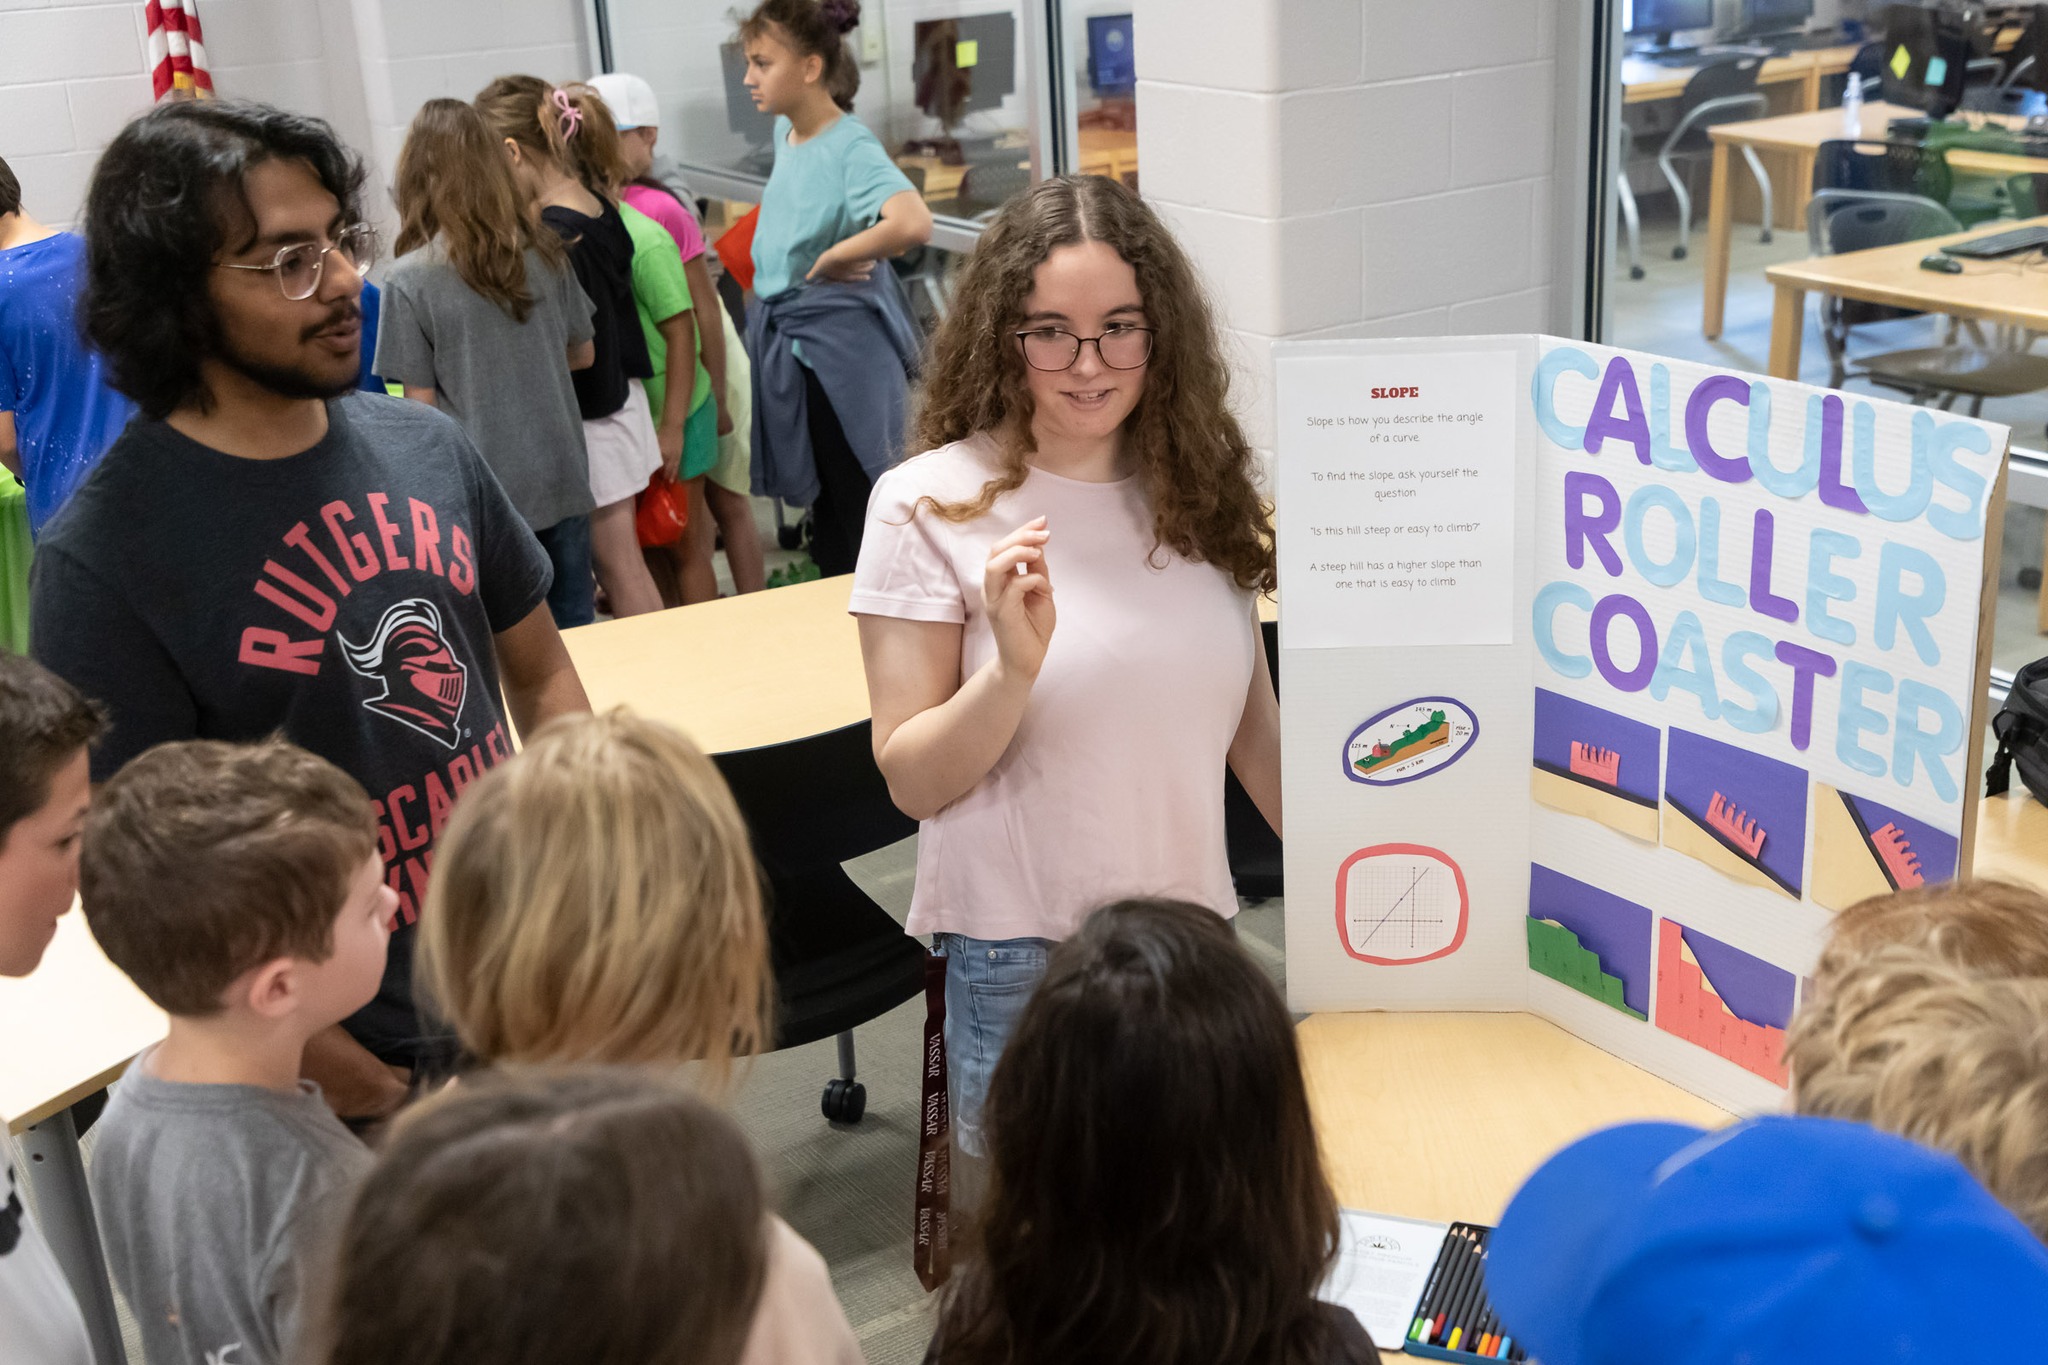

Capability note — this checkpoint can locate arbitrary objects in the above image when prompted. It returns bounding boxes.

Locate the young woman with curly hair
[851,174,1280,1159]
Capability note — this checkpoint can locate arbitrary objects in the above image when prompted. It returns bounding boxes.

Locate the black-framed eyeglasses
[215,223,378,301]
[1012,324,1155,372]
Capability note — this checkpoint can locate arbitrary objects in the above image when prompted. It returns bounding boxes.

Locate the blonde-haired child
[1787,944,2048,1240]
[417,708,862,1364]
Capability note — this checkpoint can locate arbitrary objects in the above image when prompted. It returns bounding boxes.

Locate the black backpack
[1986,656,2048,804]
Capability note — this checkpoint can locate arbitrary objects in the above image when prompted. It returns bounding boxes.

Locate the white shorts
[583,379,663,509]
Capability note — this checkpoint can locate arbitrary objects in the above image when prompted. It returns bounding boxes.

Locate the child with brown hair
[1786,944,2048,1240]
[0,652,104,1365]
[313,1067,769,1365]
[930,897,1378,1365]
[417,708,862,1363]
[557,83,722,606]
[379,97,601,629]
[475,75,665,617]
[81,738,392,1365]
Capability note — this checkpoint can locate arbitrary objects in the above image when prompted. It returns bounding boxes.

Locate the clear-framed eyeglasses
[215,223,378,301]
[1012,324,1156,372]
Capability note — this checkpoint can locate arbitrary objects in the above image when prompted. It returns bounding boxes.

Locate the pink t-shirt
[621,183,706,264]
[850,436,1257,942]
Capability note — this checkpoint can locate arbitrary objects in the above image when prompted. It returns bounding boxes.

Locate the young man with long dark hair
[28,99,591,1123]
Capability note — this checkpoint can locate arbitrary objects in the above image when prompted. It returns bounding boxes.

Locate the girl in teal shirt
[739,0,932,575]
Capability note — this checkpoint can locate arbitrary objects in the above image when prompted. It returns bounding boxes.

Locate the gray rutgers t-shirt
[89,1052,374,1365]
[375,243,597,532]
[30,393,551,1068]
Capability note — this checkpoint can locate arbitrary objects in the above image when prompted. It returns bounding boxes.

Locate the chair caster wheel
[1629,266,1646,280]
[1760,230,1774,244]
[1671,245,1688,260]
[777,525,804,550]
[822,1078,866,1124]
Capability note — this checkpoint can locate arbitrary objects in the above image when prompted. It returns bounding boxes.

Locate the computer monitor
[911,13,1018,127]
[1624,0,1715,42]
[1087,14,1135,97]
[720,42,773,144]
[1878,4,1970,118]
[1741,0,1816,34]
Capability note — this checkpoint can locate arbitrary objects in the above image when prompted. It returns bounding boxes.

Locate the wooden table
[1702,103,2048,338]
[1300,1012,1729,1228]
[1761,212,2048,379]
[1621,45,1857,108]
[0,909,162,1365]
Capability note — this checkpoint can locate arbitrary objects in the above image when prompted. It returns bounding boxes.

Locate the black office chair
[1656,56,1775,260]
[1806,188,2048,411]
[957,161,1032,217]
[1811,138,1955,201]
[713,720,927,1124]
[1223,618,1282,900]
[2009,172,2048,216]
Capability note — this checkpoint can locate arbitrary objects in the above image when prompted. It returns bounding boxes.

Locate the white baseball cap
[585,72,659,130]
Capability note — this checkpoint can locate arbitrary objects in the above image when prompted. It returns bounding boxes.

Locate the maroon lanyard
[914,948,951,1291]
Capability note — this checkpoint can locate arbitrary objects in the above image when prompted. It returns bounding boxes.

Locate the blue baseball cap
[1488,1116,2048,1365]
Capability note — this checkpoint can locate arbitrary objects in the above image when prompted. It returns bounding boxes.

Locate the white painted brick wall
[1,0,590,229]
[1136,0,1576,461]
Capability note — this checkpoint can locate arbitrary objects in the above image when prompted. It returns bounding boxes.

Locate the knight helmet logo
[339,599,468,748]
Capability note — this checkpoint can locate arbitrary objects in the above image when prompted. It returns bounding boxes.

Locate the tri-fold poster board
[1275,337,2010,1112]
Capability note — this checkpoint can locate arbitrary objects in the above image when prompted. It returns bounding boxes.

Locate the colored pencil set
[1403,1221,1523,1362]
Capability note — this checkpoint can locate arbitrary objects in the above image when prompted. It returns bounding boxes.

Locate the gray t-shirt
[88,1051,373,1365]
[375,243,598,532]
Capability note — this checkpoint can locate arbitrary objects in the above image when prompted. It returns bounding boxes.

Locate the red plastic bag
[716,205,759,294]
[635,471,688,547]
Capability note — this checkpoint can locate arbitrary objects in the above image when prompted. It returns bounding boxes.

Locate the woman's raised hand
[983,516,1055,680]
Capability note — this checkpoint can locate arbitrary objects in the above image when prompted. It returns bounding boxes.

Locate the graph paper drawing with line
[1334,844,1469,965]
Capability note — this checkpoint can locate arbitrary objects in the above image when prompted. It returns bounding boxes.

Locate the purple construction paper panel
[1532,688,1661,803]
[1529,863,1654,1016]
[1842,791,1961,883]
[1677,923,1796,1030]
[1665,726,1808,895]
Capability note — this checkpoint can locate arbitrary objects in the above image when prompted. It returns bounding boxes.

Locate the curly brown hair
[911,175,1274,593]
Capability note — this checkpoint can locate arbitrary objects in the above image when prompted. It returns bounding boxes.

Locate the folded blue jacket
[746,270,920,506]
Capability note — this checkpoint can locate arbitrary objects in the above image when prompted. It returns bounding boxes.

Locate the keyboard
[1942,224,2048,259]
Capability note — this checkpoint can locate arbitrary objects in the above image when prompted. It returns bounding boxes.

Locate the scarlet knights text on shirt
[236,488,515,925]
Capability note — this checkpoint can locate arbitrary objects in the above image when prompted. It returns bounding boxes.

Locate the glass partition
[595,0,1043,247]
[1594,0,2048,707]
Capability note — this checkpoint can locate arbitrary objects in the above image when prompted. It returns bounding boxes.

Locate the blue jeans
[534,514,595,629]
[936,933,1054,1158]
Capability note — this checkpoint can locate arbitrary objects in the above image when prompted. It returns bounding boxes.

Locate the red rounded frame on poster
[1333,843,1470,966]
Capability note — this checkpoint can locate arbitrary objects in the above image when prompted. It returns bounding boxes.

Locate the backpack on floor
[1986,656,2048,805]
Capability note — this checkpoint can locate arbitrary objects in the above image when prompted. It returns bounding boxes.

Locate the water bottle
[1842,74,1864,138]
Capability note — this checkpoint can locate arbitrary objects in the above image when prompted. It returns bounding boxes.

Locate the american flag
[146,0,214,101]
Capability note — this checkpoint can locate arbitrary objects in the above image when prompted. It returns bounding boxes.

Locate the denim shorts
[934,932,1054,1159]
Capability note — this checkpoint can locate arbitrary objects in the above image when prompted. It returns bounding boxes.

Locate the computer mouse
[1920,254,1964,274]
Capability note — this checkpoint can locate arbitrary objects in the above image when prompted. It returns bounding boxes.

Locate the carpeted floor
[732,836,1290,1365]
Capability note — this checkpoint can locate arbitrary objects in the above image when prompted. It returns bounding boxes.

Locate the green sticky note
[1890,43,1911,79]
[956,38,979,67]
[1926,54,1948,86]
